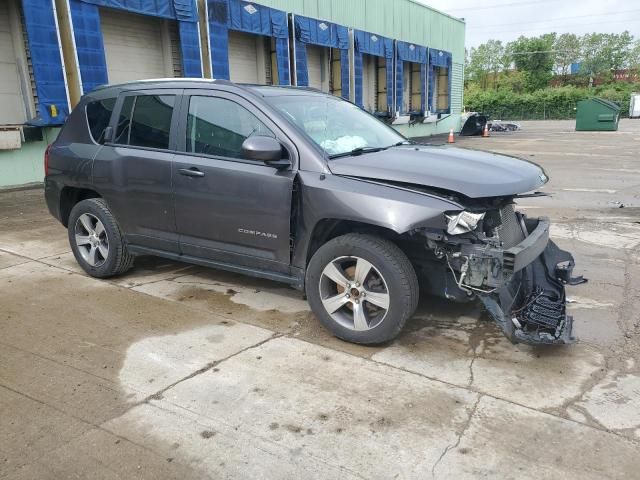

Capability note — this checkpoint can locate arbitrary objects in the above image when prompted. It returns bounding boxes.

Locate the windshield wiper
[328,146,388,159]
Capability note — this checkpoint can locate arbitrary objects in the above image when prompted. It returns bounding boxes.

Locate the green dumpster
[575,98,620,131]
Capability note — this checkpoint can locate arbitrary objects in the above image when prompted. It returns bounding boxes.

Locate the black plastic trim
[127,244,305,289]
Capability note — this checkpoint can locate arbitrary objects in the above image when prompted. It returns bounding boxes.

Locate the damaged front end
[423,203,586,345]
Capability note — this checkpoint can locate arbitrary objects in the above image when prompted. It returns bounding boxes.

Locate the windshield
[264,95,406,157]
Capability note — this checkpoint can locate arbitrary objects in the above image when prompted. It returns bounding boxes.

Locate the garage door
[0,1,26,124]
[376,57,388,112]
[361,54,376,112]
[228,31,260,84]
[101,8,180,84]
[402,62,410,113]
[306,45,327,91]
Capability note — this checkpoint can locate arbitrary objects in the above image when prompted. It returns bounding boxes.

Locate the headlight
[445,211,485,235]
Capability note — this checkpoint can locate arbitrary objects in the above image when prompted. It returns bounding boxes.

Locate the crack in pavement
[141,333,284,404]
[431,394,483,479]
[4,247,640,446]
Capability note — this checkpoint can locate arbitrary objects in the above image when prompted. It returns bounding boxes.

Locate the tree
[554,33,581,80]
[466,40,506,90]
[580,32,634,78]
[630,40,640,70]
[508,36,555,91]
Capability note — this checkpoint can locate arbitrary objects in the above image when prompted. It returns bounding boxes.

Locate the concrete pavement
[1,120,639,479]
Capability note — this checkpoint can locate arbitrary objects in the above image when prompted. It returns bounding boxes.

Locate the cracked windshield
[266,95,406,157]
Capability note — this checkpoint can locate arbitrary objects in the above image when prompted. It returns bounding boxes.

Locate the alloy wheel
[319,256,390,331]
[74,213,109,267]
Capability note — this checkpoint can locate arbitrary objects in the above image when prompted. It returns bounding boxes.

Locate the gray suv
[45,79,584,346]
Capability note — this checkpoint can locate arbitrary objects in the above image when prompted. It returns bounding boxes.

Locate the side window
[114,95,175,149]
[186,96,274,159]
[86,97,116,143]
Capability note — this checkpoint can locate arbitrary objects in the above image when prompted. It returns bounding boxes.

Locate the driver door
[172,90,296,274]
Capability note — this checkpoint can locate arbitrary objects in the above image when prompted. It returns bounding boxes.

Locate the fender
[292,171,463,268]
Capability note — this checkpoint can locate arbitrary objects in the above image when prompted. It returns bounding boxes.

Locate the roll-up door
[376,57,387,112]
[410,63,421,112]
[228,30,259,84]
[361,54,377,112]
[436,67,450,111]
[402,62,410,113]
[228,31,272,85]
[0,0,27,124]
[101,8,178,83]
[306,45,328,92]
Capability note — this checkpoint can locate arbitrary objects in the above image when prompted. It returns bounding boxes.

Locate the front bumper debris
[431,213,587,345]
[479,240,585,345]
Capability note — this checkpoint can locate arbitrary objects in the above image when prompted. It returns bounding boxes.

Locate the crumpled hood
[328,145,548,198]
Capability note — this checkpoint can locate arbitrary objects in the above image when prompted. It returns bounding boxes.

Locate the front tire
[68,198,134,278]
[306,234,419,345]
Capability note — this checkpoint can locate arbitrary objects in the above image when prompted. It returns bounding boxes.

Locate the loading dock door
[294,15,348,97]
[306,45,327,91]
[402,62,410,113]
[228,31,273,85]
[353,30,393,114]
[0,0,26,124]
[376,57,388,112]
[435,67,450,111]
[228,31,259,84]
[101,9,177,83]
[361,54,377,112]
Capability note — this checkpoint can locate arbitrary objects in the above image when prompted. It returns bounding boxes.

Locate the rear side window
[86,98,116,143]
[114,95,175,149]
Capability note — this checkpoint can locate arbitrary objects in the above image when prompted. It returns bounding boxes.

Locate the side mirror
[241,136,290,170]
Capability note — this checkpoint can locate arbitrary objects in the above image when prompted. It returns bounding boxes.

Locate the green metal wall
[0,129,58,189]
[255,0,465,59]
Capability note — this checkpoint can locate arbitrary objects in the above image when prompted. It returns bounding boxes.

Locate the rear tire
[68,198,134,278]
[306,233,419,345]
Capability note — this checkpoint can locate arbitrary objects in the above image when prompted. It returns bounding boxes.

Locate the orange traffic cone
[482,123,490,137]
[447,128,455,144]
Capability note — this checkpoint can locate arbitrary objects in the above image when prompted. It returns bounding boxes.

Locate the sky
[418,0,640,48]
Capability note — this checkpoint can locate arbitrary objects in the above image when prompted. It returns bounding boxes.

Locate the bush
[464,83,640,120]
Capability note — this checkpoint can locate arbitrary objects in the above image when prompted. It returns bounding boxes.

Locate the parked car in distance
[45,79,585,346]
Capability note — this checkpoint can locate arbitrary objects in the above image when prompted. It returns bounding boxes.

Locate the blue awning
[395,40,428,115]
[430,49,452,67]
[294,14,349,99]
[73,0,197,21]
[70,0,202,94]
[208,0,290,85]
[21,0,69,126]
[353,29,394,112]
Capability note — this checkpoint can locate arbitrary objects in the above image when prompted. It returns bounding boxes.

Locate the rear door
[93,89,181,252]
[172,90,296,273]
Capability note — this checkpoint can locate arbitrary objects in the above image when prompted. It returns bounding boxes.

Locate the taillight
[44,144,51,177]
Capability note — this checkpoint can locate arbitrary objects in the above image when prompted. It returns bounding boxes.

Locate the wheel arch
[300,218,404,268]
[59,187,102,227]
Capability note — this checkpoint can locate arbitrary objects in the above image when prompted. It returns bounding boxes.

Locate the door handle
[178,167,205,178]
